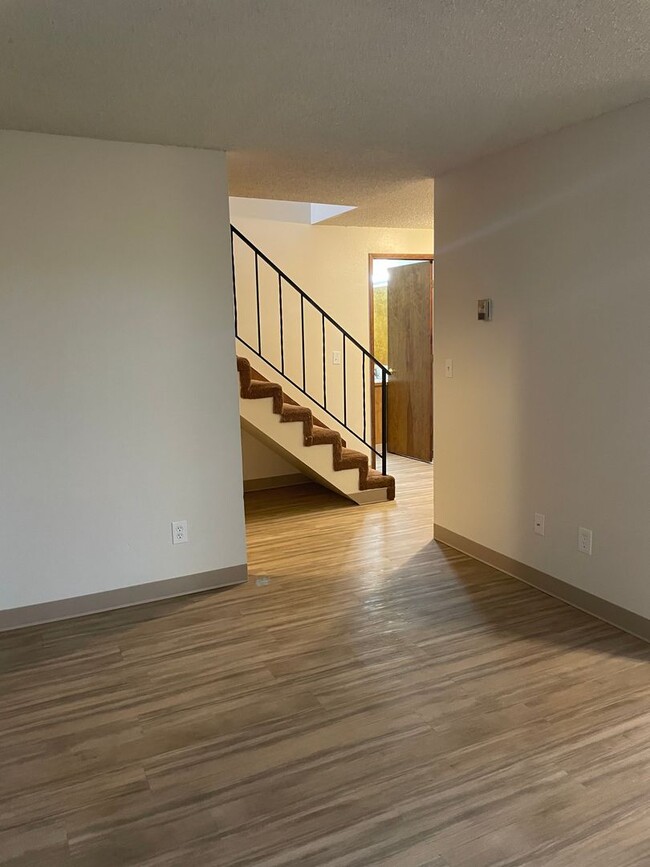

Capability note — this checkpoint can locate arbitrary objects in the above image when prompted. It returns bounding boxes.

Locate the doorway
[368,255,434,463]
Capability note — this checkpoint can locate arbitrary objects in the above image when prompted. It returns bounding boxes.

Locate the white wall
[232,216,433,475]
[0,131,246,611]
[434,100,650,618]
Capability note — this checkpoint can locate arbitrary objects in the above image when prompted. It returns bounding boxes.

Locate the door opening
[368,254,434,464]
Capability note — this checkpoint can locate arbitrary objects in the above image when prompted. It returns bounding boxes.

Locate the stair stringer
[240,397,388,504]
[240,403,356,498]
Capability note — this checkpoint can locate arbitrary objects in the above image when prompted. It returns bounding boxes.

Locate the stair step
[339,448,368,469]
[310,427,340,445]
[341,447,367,460]
[365,468,391,488]
[281,403,311,419]
[248,381,280,395]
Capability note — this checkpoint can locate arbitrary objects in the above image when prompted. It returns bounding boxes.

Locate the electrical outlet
[171,520,188,544]
[332,351,341,365]
[534,513,545,536]
[578,526,592,556]
[445,359,453,378]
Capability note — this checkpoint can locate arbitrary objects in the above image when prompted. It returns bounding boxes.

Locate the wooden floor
[1,456,650,866]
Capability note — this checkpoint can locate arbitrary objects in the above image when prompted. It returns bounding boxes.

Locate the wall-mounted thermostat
[478,298,493,321]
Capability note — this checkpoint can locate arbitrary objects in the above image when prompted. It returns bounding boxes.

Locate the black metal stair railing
[231,225,390,477]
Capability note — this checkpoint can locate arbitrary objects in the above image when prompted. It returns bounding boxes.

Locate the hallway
[244,455,432,586]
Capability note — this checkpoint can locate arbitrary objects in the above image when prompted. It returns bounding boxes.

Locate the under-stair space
[231,224,396,505]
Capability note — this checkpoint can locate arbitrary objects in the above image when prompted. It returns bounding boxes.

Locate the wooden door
[386,261,433,462]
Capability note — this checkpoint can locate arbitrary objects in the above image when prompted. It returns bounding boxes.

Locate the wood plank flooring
[1,455,649,866]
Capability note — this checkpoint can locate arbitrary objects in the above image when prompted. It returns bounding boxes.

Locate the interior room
[0,3,648,864]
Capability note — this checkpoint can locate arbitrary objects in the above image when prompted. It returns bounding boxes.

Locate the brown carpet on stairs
[237,356,395,500]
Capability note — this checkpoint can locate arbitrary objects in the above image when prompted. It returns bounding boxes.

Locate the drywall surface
[241,429,301,481]
[372,283,389,366]
[233,217,432,348]
[0,131,246,611]
[434,100,650,618]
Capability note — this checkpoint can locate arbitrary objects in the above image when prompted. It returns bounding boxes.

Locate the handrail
[231,224,389,476]
[231,226,390,374]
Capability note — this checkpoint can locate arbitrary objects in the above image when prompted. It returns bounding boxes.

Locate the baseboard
[0,564,248,632]
[433,525,650,644]
[243,473,308,492]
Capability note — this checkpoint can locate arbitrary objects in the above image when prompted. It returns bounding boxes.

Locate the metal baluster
[381,367,388,476]
[362,353,367,443]
[300,294,306,390]
[278,273,284,374]
[322,314,327,410]
[254,253,261,354]
[231,231,238,334]
[342,335,347,427]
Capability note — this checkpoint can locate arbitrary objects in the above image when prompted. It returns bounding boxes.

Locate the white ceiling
[1,1,648,228]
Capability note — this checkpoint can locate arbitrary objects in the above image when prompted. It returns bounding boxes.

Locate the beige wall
[434,99,650,618]
[232,216,433,475]
[233,217,432,348]
[241,429,302,481]
[0,132,247,611]
[372,283,389,366]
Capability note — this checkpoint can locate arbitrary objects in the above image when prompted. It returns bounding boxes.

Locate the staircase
[232,225,395,504]
[237,356,394,503]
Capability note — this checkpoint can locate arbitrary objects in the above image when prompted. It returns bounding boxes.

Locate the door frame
[367,253,434,464]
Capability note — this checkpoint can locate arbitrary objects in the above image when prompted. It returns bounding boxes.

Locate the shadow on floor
[244,482,355,519]
[385,539,650,661]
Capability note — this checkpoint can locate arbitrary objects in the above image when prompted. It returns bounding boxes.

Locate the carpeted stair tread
[249,381,281,396]
[339,448,368,467]
[310,427,341,445]
[365,468,394,489]
[281,403,311,419]
[237,356,395,500]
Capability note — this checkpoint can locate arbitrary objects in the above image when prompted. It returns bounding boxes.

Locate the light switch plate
[445,359,453,378]
[478,298,493,321]
[534,513,545,536]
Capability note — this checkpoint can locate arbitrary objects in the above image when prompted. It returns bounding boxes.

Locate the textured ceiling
[1,1,648,227]
[227,152,435,228]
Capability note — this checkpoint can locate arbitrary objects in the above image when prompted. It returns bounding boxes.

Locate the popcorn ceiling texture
[1,1,648,227]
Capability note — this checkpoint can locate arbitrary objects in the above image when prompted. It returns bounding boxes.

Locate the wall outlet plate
[534,513,545,536]
[578,526,592,555]
[172,520,188,544]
